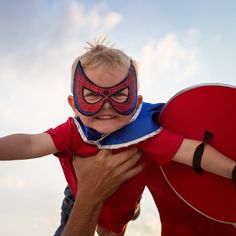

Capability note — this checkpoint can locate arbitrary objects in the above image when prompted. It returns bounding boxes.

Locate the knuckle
[103,161,113,172]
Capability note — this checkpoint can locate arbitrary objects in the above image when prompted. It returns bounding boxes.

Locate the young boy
[0,42,235,235]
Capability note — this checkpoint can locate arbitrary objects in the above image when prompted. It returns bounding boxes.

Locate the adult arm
[0,133,57,160]
[61,148,144,236]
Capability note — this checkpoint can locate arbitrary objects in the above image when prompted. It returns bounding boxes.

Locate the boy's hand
[72,148,144,204]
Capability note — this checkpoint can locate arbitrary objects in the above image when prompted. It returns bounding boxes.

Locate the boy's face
[69,64,142,134]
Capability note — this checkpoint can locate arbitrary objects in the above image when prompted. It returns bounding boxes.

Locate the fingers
[112,148,141,165]
[71,148,145,200]
[72,148,144,180]
[119,163,145,183]
[110,149,144,184]
[73,148,143,174]
[72,150,109,167]
[115,150,142,173]
[115,163,145,185]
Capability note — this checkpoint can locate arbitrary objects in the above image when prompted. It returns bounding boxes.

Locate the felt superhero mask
[73,61,138,116]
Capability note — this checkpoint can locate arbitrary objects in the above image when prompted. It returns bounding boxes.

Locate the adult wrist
[76,191,104,210]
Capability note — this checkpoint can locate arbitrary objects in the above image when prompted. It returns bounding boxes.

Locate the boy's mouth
[96,115,116,120]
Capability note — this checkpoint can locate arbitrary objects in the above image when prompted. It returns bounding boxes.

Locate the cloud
[50,1,122,43]
[127,213,161,236]
[104,11,122,29]
[0,176,25,189]
[0,0,122,53]
[0,3,123,234]
[138,30,201,102]
[0,0,123,131]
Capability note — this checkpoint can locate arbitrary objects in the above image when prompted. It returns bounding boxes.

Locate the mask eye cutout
[110,87,129,103]
[82,88,103,104]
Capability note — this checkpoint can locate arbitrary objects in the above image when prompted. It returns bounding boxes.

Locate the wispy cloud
[127,213,162,236]
[138,30,201,101]
[0,176,25,189]
[0,0,123,131]
[0,2,124,235]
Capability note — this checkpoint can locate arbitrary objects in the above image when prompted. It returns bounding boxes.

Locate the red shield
[159,84,236,223]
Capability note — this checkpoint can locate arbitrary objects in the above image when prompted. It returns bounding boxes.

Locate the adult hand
[61,148,144,236]
[73,148,144,204]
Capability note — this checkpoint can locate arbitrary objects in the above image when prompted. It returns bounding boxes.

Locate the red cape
[159,84,236,223]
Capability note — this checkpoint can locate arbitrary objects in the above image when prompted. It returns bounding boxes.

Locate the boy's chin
[95,127,117,134]
[95,124,124,134]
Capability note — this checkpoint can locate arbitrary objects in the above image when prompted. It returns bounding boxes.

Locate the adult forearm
[61,194,102,236]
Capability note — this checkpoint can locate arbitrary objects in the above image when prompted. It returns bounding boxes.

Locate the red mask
[73,61,138,116]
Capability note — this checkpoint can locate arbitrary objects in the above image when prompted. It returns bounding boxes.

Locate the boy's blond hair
[70,40,139,93]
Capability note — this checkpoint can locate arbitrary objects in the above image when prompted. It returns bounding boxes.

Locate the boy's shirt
[46,102,183,233]
[147,159,236,236]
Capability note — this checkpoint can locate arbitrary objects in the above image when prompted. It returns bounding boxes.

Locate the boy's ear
[137,95,143,107]
[67,95,77,113]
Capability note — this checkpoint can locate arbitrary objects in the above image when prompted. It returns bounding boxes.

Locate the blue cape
[74,102,164,149]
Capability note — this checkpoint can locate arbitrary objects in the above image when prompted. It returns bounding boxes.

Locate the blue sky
[1,1,236,235]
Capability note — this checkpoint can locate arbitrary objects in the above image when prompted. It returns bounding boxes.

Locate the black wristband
[192,131,213,175]
[232,165,236,188]
[192,143,204,174]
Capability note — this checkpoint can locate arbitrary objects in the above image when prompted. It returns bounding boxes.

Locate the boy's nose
[102,100,112,109]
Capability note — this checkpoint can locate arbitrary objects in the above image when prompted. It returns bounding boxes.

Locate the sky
[0,0,236,235]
